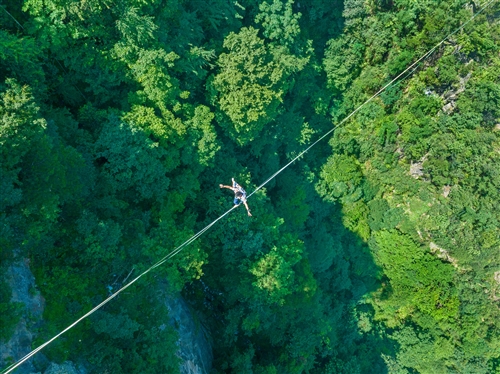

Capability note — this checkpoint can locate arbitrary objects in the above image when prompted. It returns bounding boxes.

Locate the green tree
[371,230,459,329]
[255,0,302,48]
[0,278,23,341]
[212,26,307,144]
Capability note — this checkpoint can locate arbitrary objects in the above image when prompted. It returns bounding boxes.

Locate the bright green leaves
[456,79,500,129]
[0,80,65,245]
[115,7,158,46]
[377,120,398,146]
[251,250,294,303]
[123,103,219,170]
[120,48,180,111]
[250,240,303,305]
[212,27,283,144]
[112,7,180,111]
[317,153,363,202]
[456,12,499,58]
[0,79,46,170]
[255,0,301,47]
[187,105,220,166]
[324,36,364,93]
[0,31,44,91]
[367,199,403,231]
[371,230,458,328]
[390,327,452,374]
[123,105,177,145]
[395,107,435,160]
[212,26,308,145]
[317,153,370,239]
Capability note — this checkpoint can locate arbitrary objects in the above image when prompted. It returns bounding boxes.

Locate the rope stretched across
[1,205,239,374]
[250,0,496,197]
[2,0,496,372]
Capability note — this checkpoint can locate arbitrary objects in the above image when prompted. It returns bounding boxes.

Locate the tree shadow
[279,170,395,373]
[186,156,398,372]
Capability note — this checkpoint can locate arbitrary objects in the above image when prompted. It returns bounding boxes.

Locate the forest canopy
[1,0,500,373]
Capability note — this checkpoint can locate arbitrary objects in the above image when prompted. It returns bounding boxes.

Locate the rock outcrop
[1,257,213,374]
[43,362,85,374]
[164,291,213,374]
[0,258,45,374]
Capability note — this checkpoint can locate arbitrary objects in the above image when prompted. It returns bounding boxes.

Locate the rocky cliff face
[0,257,212,374]
[164,292,213,374]
[0,258,44,374]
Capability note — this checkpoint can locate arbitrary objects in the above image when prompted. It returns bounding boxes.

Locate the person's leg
[243,201,252,216]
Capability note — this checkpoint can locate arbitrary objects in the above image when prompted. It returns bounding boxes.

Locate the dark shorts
[234,194,246,205]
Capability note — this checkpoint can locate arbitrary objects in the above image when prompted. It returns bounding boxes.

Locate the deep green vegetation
[1,0,500,373]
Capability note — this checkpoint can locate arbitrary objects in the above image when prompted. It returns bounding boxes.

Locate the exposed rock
[424,88,434,96]
[491,271,500,301]
[417,230,423,240]
[409,154,429,179]
[44,361,85,374]
[182,360,205,374]
[442,102,455,114]
[164,292,213,374]
[443,72,472,102]
[442,185,451,198]
[0,258,45,374]
[410,162,424,178]
[395,146,404,159]
[430,242,459,268]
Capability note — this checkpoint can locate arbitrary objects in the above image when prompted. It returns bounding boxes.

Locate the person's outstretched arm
[219,184,235,190]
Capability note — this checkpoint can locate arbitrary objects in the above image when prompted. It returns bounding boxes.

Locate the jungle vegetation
[1,0,500,373]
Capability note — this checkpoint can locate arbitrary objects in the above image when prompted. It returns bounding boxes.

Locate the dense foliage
[1,0,500,373]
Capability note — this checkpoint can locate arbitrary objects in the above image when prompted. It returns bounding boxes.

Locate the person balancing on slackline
[220,178,252,216]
